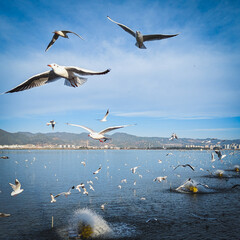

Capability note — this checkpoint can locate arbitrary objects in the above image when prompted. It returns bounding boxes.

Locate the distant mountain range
[0,129,239,149]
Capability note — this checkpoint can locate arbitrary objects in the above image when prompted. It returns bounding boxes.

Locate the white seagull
[4,63,110,93]
[107,16,178,49]
[76,183,85,192]
[153,176,167,182]
[93,166,102,175]
[98,109,109,122]
[130,166,140,174]
[169,133,178,141]
[9,179,24,196]
[45,30,84,52]
[66,123,134,142]
[46,120,56,130]
[215,150,226,161]
[211,152,215,162]
[174,164,195,171]
[51,186,75,201]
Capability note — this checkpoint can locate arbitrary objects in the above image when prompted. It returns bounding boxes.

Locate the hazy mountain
[0,129,239,149]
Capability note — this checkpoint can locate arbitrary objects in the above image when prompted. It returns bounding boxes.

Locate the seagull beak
[47,64,52,68]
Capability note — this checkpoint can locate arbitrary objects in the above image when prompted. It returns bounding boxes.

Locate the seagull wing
[5,70,60,93]
[101,109,109,121]
[186,164,195,171]
[107,16,135,37]
[45,33,59,52]
[143,33,178,42]
[61,30,84,40]
[9,183,17,191]
[66,123,94,134]
[65,66,110,76]
[173,165,180,170]
[99,125,131,135]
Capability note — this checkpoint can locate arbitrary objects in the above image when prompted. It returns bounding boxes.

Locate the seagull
[101,203,107,210]
[169,133,178,141]
[98,109,109,122]
[153,176,167,182]
[107,16,178,49]
[52,186,75,200]
[9,179,24,196]
[121,179,127,183]
[80,161,86,166]
[158,160,162,163]
[211,152,215,162]
[130,166,140,174]
[214,150,226,161]
[4,63,110,93]
[174,164,195,171]
[93,166,102,175]
[87,180,93,185]
[46,120,56,130]
[66,123,134,142]
[0,156,9,159]
[0,213,11,217]
[45,30,84,52]
[89,185,95,191]
[166,153,173,156]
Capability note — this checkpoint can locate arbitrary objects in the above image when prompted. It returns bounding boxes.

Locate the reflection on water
[0,149,239,239]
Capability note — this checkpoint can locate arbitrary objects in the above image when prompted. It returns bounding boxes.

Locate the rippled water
[0,149,240,239]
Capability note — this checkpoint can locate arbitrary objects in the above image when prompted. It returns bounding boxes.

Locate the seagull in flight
[107,16,178,49]
[169,133,178,141]
[93,166,102,175]
[4,63,110,93]
[153,176,167,182]
[66,123,134,142]
[174,164,195,171]
[214,150,226,161]
[9,179,24,196]
[211,152,215,162]
[45,30,84,52]
[98,109,109,122]
[130,166,140,174]
[50,186,75,202]
[46,120,56,130]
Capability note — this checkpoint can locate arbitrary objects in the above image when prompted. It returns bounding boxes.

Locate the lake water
[0,149,240,240]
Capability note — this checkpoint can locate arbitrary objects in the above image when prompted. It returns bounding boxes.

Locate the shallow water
[0,149,240,239]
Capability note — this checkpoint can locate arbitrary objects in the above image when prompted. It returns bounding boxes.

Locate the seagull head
[48,63,59,70]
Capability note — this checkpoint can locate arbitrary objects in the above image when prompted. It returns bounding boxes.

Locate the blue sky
[0,0,240,139]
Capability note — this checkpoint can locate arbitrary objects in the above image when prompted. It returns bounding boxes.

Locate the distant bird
[158,160,162,164]
[107,16,178,49]
[89,185,95,191]
[174,164,195,171]
[0,156,9,159]
[50,193,58,203]
[211,152,215,162]
[87,180,93,185]
[121,179,127,183]
[51,186,75,201]
[0,213,11,217]
[153,176,167,182]
[118,185,122,189]
[98,109,109,122]
[166,153,173,156]
[45,30,84,52]
[101,203,107,210]
[9,179,24,196]
[130,166,140,174]
[93,166,102,175]
[46,120,56,130]
[66,123,134,142]
[4,63,110,93]
[76,183,85,192]
[80,161,86,167]
[214,150,226,161]
[146,218,158,223]
[169,133,178,141]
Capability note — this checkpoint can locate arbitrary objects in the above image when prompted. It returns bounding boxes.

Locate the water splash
[69,208,112,239]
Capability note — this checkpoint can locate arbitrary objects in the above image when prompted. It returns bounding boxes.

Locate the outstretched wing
[143,33,178,42]
[5,70,60,93]
[186,164,195,171]
[99,124,132,135]
[173,165,180,171]
[107,16,135,37]
[65,66,110,76]
[45,33,59,52]
[101,109,109,121]
[61,30,84,40]
[66,123,94,134]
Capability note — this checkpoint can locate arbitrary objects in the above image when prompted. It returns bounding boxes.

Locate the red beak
[47,64,52,68]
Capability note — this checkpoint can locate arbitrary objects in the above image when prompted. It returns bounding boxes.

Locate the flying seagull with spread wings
[98,109,109,122]
[107,16,178,49]
[174,164,195,171]
[9,179,24,196]
[46,120,56,130]
[66,123,134,142]
[45,30,84,52]
[4,63,110,93]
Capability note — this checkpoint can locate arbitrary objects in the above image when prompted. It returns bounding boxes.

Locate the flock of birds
[3,16,178,94]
